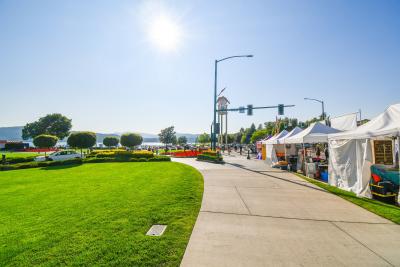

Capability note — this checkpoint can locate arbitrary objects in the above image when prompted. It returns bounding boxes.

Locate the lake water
[26,141,165,147]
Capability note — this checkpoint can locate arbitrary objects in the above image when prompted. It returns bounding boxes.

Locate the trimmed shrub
[0,158,82,171]
[33,135,58,151]
[149,156,171,162]
[201,151,218,157]
[0,155,170,171]
[103,136,119,148]
[4,142,25,150]
[94,151,154,159]
[67,132,96,152]
[197,154,224,164]
[120,133,143,148]
[3,156,36,164]
[83,156,170,164]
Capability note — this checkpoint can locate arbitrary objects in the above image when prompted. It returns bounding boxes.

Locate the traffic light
[247,104,253,116]
[214,122,220,134]
[278,104,284,115]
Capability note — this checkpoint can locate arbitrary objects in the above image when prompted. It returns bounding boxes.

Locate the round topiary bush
[33,134,58,156]
[67,132,97,155]
[120,133,143,149]
[103,136,119,148]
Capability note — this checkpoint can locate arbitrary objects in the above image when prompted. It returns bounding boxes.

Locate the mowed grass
[1,151,40,159]
[0,162,203,266]
[295,173,400,224]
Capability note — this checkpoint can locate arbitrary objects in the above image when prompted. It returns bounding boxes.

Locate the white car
[34,150,83,162]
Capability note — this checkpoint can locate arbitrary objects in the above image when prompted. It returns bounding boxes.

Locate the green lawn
[1,151,40,159]
[295,173,400,224]
[0,162,203,266]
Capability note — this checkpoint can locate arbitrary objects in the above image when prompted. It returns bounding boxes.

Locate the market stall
[276,127,303,170]
[262,130,288,166]
[328,103,400,203]
[258,135,272,160]
[284,122,341,177]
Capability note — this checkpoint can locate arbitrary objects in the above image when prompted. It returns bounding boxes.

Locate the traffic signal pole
[212,60,218,151]
[217,104,295,113]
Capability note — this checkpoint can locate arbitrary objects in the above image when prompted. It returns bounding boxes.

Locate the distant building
[0,140,6,149]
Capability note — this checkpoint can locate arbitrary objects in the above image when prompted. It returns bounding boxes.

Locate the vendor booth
[262,130,288,166]
[284,122,341,177]
[258,135,272,160]
[276,127,303,170]
[328,104,400,203]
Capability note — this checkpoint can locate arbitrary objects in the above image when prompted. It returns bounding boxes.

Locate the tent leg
[397,136,400,169]
[285,145,287,162]
[303,143,306,176]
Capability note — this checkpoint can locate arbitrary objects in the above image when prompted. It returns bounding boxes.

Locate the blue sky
[1,0,399,134]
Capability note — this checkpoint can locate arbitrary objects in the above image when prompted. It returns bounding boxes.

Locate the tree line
[195,114,328,145]
[21,114,189,152]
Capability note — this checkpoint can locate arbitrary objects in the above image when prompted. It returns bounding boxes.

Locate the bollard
[247,150,250,160]
[1,154,5,165]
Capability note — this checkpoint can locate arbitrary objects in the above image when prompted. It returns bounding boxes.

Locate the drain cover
[146,225,167,236]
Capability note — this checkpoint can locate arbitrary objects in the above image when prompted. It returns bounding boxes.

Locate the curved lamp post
[212,55,253,150]
[304,97,325,122]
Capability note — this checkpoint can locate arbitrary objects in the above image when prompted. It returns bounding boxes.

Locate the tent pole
[285,144,287,162]
[397,136,400,169]
[303,143,306,175]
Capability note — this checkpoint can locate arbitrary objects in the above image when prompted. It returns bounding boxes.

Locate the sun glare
[148,15,182,52]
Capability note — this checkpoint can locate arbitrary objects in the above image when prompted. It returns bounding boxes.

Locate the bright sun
[148,15,182,52]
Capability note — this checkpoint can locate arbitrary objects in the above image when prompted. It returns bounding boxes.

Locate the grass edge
[294,172,400,224]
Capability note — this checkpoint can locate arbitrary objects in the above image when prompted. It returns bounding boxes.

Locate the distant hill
[0,126,23,141]
[0,126,199,143]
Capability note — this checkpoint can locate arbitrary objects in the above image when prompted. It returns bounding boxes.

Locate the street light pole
[304,97,325,122]
[212,60,218,151]
[212,55,253,150]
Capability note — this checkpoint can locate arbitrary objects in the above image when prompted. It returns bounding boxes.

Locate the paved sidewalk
[174,155,400,267]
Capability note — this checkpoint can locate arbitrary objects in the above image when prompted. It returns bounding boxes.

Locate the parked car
[34,150,83,162]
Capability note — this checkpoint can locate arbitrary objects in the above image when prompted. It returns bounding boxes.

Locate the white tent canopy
[284,122,340,144]
[328,103,400,199]
[262,130,288,145]
[329,104,400,140]
[331,112,358,131]
[263,130,288,166]
[277,127,303,144]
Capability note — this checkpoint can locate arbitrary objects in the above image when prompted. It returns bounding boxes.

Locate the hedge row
[2,156,36,164]
[201,151,219,157]
[0,158,83,171]
[85,156,170,163]
[91,151,154,159]
[197,154,224,164]
[0,156,171,171]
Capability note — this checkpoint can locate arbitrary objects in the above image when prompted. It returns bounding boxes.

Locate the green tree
[158,126,177,149]
[33,134,58,156]
[197,133,210,145]
[177,136,188,145]
[22,113,72,140]
[172,136,178,145]
[220,133,235,144]
[241,123,257,144]
[250,129,268,143]
[67,132,97,156]
[103,136,119,148]
[120,133,143,149]
[228,134,235,144]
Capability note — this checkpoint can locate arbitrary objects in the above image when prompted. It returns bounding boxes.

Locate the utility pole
[212,55,253,150]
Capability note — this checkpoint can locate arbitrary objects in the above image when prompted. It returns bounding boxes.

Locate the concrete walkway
[174,154,400,267]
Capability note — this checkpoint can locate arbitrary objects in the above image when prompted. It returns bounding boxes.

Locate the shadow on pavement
[227,162,328,194]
